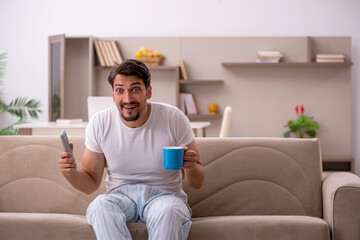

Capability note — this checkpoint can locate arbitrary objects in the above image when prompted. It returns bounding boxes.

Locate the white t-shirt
[85,102,195,193]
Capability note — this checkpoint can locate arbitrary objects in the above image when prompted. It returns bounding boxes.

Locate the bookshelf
[221,36,353,68]
[179,80,224,118]
[49,35,352,159]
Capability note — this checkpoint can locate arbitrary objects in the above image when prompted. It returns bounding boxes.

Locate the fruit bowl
[135,56,165,66]
[135,47,165,66]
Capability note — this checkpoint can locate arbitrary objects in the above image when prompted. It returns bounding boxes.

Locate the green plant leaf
[305,129,317,138]
[0,52,43,135]
[289,125,299,132]
[0,118,25,135]
[287,120,299,132]
[6,96,42,119]
[306,121,319,130]
[298,115,309,125]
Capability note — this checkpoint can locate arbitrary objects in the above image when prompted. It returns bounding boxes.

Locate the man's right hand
[59,143,77,176]
[58,146,105,194]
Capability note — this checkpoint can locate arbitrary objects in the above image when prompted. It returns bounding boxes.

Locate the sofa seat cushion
[0,213,96,240]
[0,213,330,240]
[188,215,330,240]
[0,213,149,240]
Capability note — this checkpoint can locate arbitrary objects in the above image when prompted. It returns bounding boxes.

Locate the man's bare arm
[182,140,205,189]
[59,145,105,194]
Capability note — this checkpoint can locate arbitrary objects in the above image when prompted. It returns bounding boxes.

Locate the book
[180,93,198,115]
[106,41,117,66]
[56,118,83,124]
[93,40,106,67]
[99,40,112,66]
[114,41,124,63]
[179,93,186,113]
[316,54,346,59]
[258,51,282,55]
[316,58,345,63]
[179,59,189,80]
[111,41,123,64]
[258,56,282,60]
[256,59,280,63]
[258,51,284,58]
[189,94,198,114]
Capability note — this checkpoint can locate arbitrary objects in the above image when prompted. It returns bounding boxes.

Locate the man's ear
[147,86,152,99]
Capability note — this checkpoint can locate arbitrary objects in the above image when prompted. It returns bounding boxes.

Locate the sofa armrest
[322,172,360,240]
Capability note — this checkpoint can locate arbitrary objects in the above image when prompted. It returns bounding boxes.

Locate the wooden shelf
[148,65,179,71]
[186,114,223,120]
[95,65,179,70]
[221,62,353,68]
[180,80,224,85]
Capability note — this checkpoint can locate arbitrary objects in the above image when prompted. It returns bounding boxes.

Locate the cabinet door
[48,34,65,121]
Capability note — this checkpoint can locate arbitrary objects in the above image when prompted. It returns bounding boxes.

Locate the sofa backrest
[0,136,323,218]
[0,136,105,215]
[183,137,323,218]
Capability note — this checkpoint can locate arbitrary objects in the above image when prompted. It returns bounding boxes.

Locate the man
[59,59,205,240]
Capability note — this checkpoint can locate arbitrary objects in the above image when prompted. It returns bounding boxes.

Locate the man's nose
[123,90,132,102]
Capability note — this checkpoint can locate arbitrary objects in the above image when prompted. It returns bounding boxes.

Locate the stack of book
[94,40,124,67]
[316,54,346,63]
[179,93,198,115]
[256,51,284,63]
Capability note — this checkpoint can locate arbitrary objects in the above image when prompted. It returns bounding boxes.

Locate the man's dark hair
[108,59,151,89]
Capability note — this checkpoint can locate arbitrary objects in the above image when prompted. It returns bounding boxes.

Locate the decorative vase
[208,104,218,115]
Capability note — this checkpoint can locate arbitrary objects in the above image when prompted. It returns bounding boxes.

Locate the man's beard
[120,102,141,121]
[121,112,140,121]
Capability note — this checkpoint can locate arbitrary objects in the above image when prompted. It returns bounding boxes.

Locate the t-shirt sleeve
[85,115,103,153]
[172,108,195,146]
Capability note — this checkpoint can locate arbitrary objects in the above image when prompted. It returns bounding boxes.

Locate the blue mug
[163,146,184,171]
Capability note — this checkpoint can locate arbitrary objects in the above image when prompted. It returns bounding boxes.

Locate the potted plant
[284,104,319,138]
[0,53,42,135]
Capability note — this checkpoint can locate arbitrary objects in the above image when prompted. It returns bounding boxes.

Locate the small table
[14,122,88,136]
[14,121,211,137]
[322,155,354,173]
[190,121,211,137]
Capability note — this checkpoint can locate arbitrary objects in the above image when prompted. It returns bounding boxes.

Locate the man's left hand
[182,146,199,170]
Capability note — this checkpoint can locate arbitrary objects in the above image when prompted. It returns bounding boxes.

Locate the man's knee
[88,194,114,211]
[87,193,137,223]
[146,196,191,221]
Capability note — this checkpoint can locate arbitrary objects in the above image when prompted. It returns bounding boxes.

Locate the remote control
[60,130,73,154]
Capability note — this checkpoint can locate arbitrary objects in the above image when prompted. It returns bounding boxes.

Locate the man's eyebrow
[114,82,142,87]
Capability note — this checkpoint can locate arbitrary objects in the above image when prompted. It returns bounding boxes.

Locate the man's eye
[133,87,140,92]
[116,89,123,93]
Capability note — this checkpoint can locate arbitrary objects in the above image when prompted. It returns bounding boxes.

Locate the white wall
[1,0,360,174]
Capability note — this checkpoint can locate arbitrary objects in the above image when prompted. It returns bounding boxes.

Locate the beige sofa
[0,136,359,240]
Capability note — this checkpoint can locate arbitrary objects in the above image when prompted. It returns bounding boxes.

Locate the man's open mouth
[121,103,139,110]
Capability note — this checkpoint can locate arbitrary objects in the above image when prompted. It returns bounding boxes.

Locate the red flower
[295,104,304,116]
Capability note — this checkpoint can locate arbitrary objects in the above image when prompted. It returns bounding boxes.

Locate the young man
[59,59,205,240]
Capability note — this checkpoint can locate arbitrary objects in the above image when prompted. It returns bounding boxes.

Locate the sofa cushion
[184,138,323,218]
[0,213,329,240]
[0,213,149,240]
[0,213,96,240]
[0,136,106,215]
[189,215,329,240]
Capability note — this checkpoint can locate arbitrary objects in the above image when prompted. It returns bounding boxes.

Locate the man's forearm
[184,163,205,189]
[65,169,100,194]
